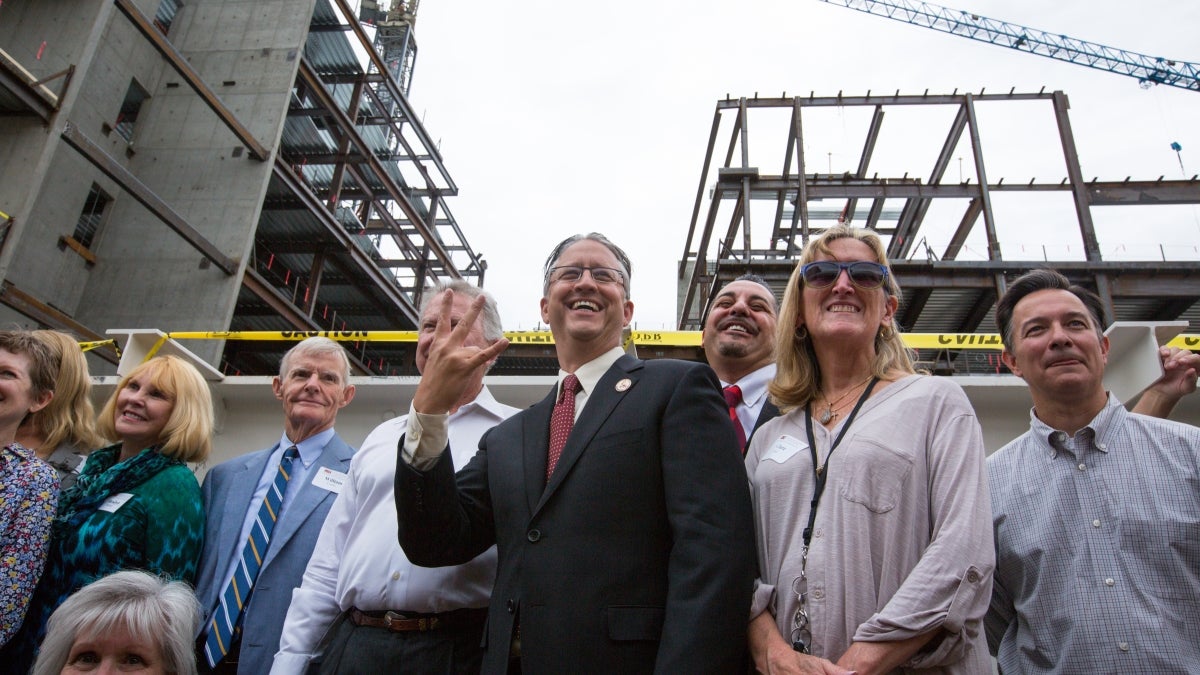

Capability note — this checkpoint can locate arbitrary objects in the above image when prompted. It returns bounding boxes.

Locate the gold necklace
[817,376,873,424]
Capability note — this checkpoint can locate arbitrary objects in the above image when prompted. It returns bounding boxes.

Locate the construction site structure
[679,91,1200,375]
[0,0,481,376]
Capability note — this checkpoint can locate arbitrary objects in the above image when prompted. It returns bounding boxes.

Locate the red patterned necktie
[723,385,748,454]
[547,374,581,480]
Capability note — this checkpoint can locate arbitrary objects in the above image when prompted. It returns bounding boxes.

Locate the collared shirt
[720,362,776,432]
[213,428,336,603]
[271,388,518,673]
[986,394,1200,673]
[0,443,57,645]
[553,346,624,422]
[748,375,994,672]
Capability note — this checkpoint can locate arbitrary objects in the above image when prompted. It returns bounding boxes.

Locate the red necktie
[547,374,581,479]
[723,385,748,454]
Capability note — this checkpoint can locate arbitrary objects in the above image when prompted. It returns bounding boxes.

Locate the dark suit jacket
[194,434,355,675]
[396,356,756,674]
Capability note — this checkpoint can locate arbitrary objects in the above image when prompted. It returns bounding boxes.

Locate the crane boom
[820,0,1200,92]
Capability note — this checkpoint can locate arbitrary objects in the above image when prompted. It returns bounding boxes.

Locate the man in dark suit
[194,337,357,674]
[702,274,781,452]
[396,233,755,674]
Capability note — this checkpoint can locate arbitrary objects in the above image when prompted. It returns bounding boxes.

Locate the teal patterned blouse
[5,444,204,664]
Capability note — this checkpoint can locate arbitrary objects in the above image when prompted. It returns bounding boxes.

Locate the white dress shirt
[719,362,776,432]
[270,387,518,674]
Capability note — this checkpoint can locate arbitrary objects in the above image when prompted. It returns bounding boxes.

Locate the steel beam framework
[679,91,1200,373]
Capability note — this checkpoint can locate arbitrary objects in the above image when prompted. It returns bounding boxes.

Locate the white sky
[402,0,1200,330]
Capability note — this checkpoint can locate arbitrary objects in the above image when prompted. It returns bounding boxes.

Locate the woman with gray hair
[33,570,199,675]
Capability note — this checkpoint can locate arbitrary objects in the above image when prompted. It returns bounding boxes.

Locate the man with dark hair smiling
[701,274,780,453]
[395,233,755,674]
[986,268,1200,673]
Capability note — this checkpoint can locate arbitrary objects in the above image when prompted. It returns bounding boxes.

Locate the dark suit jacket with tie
[194,434,355,675]
[396,356,756,674]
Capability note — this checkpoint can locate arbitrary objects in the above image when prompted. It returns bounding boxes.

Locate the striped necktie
[203,445,299,667]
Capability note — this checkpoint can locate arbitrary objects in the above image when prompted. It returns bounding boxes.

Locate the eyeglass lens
[551,266,622,284]
[801,261,886,289]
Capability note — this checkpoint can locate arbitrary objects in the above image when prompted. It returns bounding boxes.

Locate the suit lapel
[522,389,556,514]
[536,356,642,514]
[218,451,274,575]
[261,434,353,571]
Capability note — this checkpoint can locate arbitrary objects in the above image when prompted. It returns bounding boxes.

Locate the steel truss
[679,91,1200,373]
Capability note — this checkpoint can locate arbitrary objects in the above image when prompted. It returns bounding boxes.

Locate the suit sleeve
[655,364,757,674]
[395,432,497,567]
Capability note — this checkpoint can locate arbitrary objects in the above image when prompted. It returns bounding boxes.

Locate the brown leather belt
[348,607,488,633]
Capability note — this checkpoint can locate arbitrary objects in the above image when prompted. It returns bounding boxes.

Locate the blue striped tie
[203,446,299,667]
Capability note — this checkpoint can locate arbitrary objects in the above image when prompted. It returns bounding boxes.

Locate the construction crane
[819,0,1200,92]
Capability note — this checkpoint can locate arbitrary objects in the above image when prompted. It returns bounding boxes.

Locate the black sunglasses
[799,261,889,290]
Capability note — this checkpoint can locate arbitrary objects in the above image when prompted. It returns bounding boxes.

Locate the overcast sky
[401,0,1200,330]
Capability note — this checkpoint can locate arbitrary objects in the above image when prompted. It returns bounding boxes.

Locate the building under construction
[0,0,479,376]
[679,91,1200,375]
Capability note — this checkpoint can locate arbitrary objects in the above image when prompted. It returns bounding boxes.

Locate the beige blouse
[747,375,994,673]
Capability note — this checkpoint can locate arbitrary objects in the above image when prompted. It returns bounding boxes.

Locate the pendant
[818,406,833,424]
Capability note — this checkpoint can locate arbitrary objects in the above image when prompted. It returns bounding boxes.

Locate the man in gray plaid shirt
[985,268,1200,674]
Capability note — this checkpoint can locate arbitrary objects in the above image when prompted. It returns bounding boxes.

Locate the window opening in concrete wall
[114,80,150,142]
[73,184,111,249]
[155,0,183,35]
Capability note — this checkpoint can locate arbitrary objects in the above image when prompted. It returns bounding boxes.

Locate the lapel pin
[615,378,632,392]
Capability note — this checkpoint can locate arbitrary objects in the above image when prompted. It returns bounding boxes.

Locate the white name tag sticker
[312,467,348,494]
[98,493,134,513]
[763,435,807,465]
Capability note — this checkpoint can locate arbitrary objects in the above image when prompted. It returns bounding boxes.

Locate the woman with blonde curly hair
[16,330,103,490]
[745,225,993,674]
[5,355,212,672]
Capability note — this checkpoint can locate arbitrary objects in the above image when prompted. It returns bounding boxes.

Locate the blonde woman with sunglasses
[745,225,994,674]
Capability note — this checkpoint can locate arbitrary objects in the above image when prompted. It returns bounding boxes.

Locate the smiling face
[62,623,165,675]
[799,237,897,350]
[1001,288,1109,408]
[702,280,778,382]
[540,239,634,369]
[113,368,175,453]
[272,350,356,443]
[0,348,52,443]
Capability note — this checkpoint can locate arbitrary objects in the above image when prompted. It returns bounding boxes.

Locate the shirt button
[392,572,400,581]
[811,589,824,599]
[1092,519,1101,528]
[1078,463,1087,471]
[966,569,980,583]
[814,529,823,538]
[1105,578,1115,586]
[1097,443,1107,450]
[1118,642,1129,651]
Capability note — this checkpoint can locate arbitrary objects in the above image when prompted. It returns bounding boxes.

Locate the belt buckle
[384,611,405,630]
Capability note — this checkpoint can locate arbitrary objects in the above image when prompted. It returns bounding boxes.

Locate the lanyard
[801,377,879,548]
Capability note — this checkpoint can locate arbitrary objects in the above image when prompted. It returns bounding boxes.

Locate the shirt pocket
[837,437,913,514]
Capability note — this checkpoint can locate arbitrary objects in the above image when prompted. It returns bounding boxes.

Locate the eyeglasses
[547,265,625,286]
[790,575,812,654]
[799,261,889,290]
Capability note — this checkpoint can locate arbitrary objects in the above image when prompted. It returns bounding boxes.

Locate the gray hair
[542,233,632,298]
[420,280,504,342]
[279,336,352,383]
[33,570,200,675]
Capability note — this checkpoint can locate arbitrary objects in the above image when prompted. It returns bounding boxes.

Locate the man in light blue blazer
[194,337,357,674]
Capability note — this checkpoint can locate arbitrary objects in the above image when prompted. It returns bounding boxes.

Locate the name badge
[98,492,134,513]
[763,435,807,465]
[311,467,348,494]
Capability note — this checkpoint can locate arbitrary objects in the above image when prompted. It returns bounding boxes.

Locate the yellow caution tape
[78,339,120,356]
[98,330,1200,353]
[0,210,9,220]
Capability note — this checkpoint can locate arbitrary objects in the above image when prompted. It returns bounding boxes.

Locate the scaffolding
[679,91,1200,374]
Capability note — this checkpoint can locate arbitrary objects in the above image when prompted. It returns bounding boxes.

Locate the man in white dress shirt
[701,274,780,453]
[271,281,517,674]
